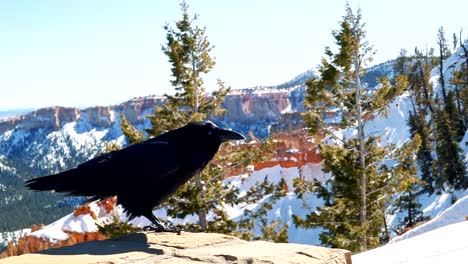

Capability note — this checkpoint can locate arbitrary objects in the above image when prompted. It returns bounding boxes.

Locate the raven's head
[187,121,245,143]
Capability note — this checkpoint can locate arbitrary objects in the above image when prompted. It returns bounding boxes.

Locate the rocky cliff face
[0,89,303,138]
[215,89,305,137]
[0,62,393,172]
[0,88,305,174]
[0,96,166,135]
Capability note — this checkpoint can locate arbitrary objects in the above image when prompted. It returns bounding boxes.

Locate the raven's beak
[217,129,245,142]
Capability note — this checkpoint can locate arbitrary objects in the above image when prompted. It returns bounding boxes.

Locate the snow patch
[354,221,468,264]
[391,191,468,243]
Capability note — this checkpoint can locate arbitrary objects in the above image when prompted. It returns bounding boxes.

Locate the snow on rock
[30,198,123,243]
[0,155,16,174]
[0,229,31,247]
[0,198,122,257]
[30,215,74,242]
[353,221,468,264]
[280,101,292,114]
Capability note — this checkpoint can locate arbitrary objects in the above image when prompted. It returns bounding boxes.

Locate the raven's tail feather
[25,169,112,197]
[25,173,70,192]
[24,168,89,194]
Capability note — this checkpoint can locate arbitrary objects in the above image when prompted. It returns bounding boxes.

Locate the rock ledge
[0,232,351,264]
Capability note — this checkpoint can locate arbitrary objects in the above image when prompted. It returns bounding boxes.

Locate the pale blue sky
[0,0,467,110]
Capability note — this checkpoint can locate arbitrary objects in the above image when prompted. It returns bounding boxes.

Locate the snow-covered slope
[353,220,468,264]
[391,190,468,243]
[355,180,468,263]
[353,194,468,264]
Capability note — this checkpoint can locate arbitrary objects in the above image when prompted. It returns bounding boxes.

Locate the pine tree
[405,43,467,193]
[409,48,436,115]
[451,31,468,133]
[432,108,467,190]
[435,27,466,142]
[391,191,426,232]
[450,70,467,127]
[407,110,434,193]
[437,27,451,103]
[444,91,465,141]
[460,29,468,66]
[449,70,467,133]
[390,135,428,232]
[120,113,145,144]
[460,35,468,126]
[148,0,229,132]
[297,3,407,252]
[115,0,278,236]
[404,48,441,193]
[145,1,229,231]
[294,137,392,252]
[235,177,289,242]
[394,49,410,76]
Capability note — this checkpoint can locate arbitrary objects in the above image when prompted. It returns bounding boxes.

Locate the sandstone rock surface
[0,232,351,264]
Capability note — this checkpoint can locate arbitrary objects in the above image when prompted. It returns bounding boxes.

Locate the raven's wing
[25,141,180,197]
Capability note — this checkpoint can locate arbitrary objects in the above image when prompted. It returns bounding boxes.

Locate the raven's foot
[143,222,181,235]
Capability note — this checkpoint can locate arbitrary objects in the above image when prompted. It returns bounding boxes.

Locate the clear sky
[0,0,467,111]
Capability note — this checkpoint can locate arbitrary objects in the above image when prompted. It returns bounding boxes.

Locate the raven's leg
[142,212,181,235]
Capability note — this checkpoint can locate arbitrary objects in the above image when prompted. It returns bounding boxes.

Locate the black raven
[25,121,245,232]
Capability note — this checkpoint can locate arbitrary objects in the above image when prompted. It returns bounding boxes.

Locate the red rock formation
[0,91,303,136]
[220,128,322,177]
[0,230,108,258]
[0,96,165,134]
[255,129,322,171]
[98,196,117,214]
[72,197,117,219]
[0,106,80,133]
[80,106,113,127]
[73,205,98,220]
[0,201,114,259]
[221,92,291,122]
[30,224,45,232]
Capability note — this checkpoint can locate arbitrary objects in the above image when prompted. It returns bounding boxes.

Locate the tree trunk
[382,209,390,244]
[408,191,413,227]
[191,54,207,231]
[416,61,435,114]
[438,44,447,103]
[453,81,466,131]
[459,33,468,67]
[354,59,367,251]
[194,172,208,231]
